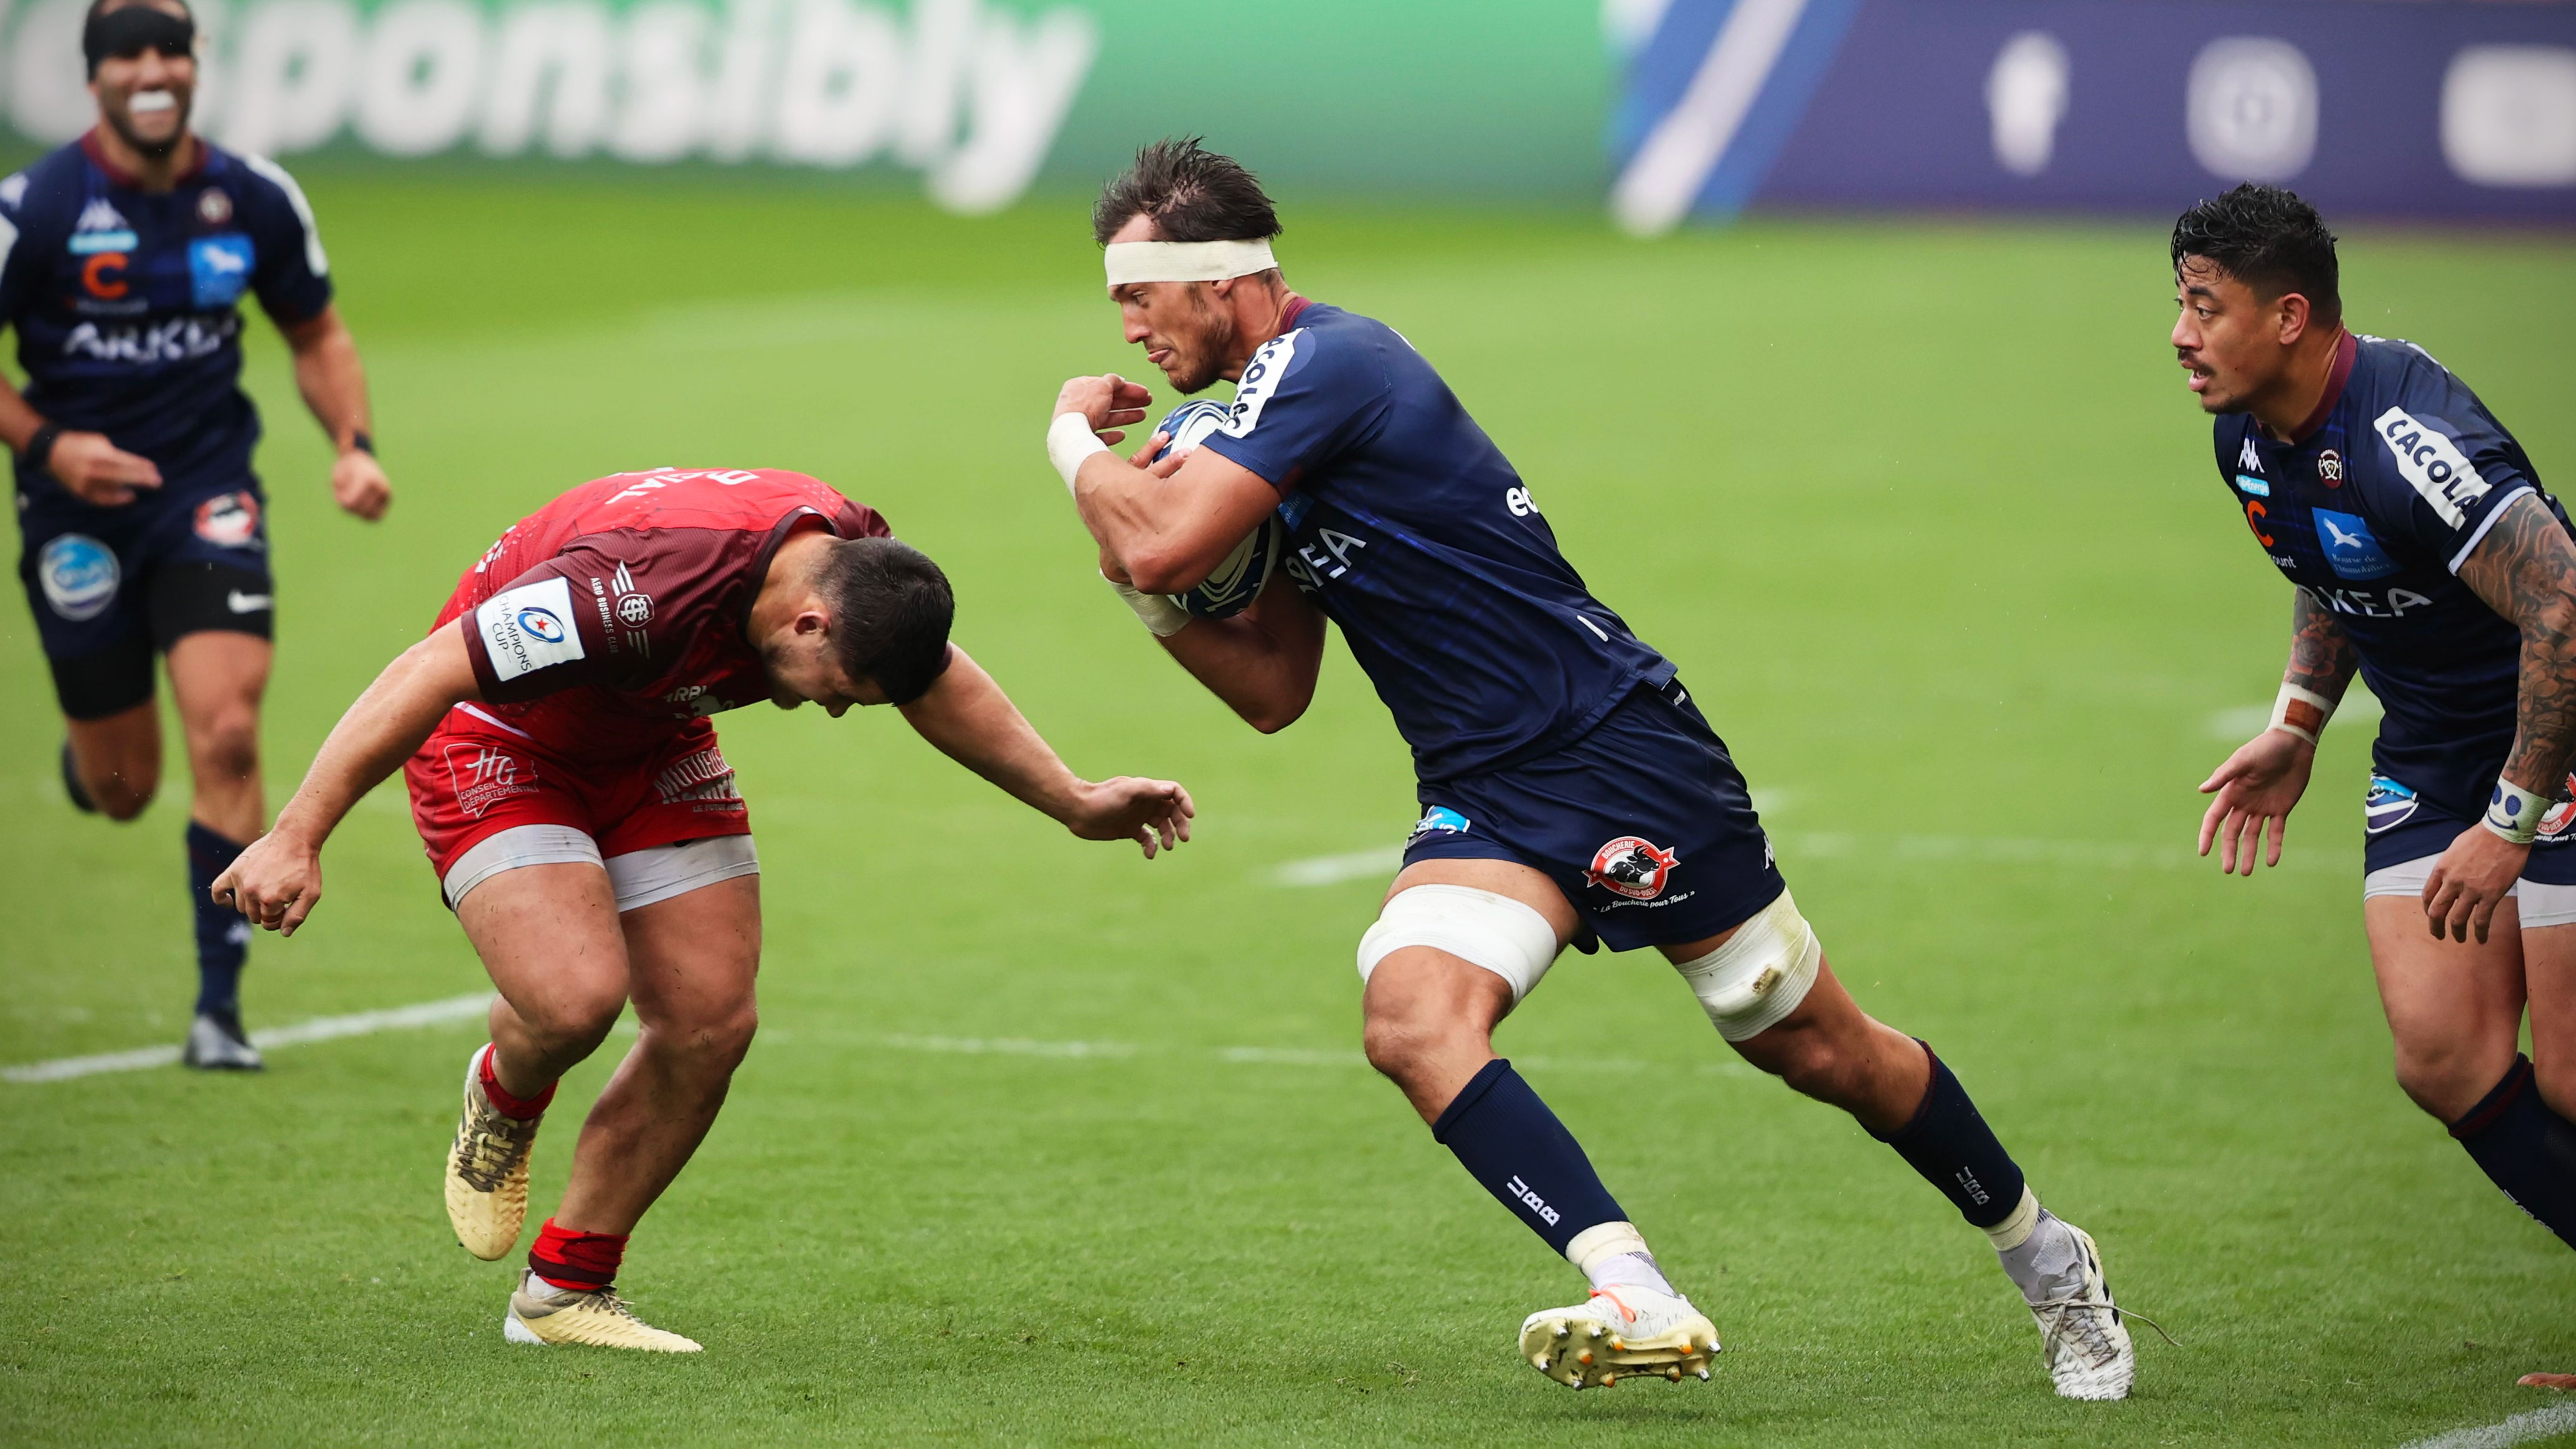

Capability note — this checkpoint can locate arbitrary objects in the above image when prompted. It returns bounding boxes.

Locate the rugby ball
[1151,400,1284,620]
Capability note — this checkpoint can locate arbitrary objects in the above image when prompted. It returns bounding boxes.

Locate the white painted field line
[2398,1400,2576,1449]
[3,993,492,1084]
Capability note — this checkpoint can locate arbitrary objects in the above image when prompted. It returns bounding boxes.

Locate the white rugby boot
[504,1273,703,1352]
[2024,1219,2135,1400]
[1519,1283,1720,1389]
[181,1009,263,1071]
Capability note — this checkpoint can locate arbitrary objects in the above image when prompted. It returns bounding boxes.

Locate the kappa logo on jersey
[1586,835,1679,900]
[475,576,585,682]
[2365,774,2420,834]
[188,235,253,309]
[654,747,745,810]
[1408,806,1471,840]
[37,534,119,620]
[2239,436,2263,473]
[443,743,539,819]
[1220,329,1302,439]
[2374,407,2491,527]
[192,491,262,549]
[2317,448,2344,486]
[67,198,135,255]
[2313,509,2397,581]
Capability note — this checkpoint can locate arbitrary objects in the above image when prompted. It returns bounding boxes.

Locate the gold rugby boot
[444,1045,542,1260]
[505,1275,704,1352]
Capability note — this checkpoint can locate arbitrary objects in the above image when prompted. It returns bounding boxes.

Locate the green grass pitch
[1,173,2573,1445]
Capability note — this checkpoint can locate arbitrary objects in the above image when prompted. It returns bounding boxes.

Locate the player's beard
[1166,293,1240,395]
[102,82,191,159]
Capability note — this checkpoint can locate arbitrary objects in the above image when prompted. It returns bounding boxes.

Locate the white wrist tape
[1107,575,1191,637]
[2267,682,2336,746]
[1047,412,1110,494]
[2484,776,2548,845]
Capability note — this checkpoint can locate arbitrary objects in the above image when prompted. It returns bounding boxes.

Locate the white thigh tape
[1671,890,1822,1042]
[603,836,759,913]
[1356,884,1562,1004]
[443,824,602,910]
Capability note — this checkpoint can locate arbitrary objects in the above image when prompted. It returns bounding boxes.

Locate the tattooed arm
[2198,588,2356,876]
[2417,493,2576,942]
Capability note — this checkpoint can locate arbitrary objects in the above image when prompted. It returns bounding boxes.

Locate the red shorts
[405,704,752,880]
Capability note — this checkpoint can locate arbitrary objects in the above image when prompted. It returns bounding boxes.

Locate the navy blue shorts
[2365,770,2576,884]
[15,453,273,718]
[1405,677,1785,953]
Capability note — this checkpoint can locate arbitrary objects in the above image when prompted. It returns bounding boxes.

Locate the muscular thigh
[620,874,760,1032]
[458,861,631,1022]
[2365,894,2527,1093]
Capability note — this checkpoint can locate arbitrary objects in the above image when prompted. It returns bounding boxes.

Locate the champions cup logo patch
[443,744,538,819]
[655,747,743,810]
[2365,774,2420,835]
[192,491,262,549]
[518,607,565,642]
[1587,836,1679,900]
[475,576,585,682]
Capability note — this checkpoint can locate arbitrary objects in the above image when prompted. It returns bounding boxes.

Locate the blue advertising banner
[1614,0,2576,232]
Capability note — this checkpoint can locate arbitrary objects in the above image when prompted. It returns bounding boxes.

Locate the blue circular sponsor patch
[517,606,565,643]
[37,534,119,621]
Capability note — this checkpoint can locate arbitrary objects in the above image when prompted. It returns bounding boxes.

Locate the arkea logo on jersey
[475,576,585,681]
[1586,836,1679,900]
[2374,407,2491,527]
[1220,328,1302,440]
[2313,509,2397,580]
[2365,774,2419,834]
[61,313,238,365]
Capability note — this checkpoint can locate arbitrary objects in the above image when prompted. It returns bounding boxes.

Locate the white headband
[1103,238,1278,286]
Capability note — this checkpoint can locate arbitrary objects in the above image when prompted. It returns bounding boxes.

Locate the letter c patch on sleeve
[474,575,585,682]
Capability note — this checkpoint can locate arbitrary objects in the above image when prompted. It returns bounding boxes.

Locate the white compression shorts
[441,824,760,913]
[2362,854,2576,928]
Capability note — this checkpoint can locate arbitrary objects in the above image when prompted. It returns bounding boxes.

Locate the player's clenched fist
[210,829,325,936]
[332,446,393,521]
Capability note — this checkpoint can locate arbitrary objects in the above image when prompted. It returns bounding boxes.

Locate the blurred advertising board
[1613,0,2576,232]
[0,0,1608,211]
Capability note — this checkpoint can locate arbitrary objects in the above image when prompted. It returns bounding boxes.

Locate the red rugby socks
[478,1045,557,1120]
[529,1218,628,1293]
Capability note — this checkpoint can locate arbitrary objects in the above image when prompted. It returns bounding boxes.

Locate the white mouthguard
[128,90,177,113]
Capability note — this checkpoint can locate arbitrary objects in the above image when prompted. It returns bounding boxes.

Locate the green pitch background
[1,176,2572,1445]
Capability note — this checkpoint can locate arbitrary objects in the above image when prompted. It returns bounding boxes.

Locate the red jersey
[436,468,888,757]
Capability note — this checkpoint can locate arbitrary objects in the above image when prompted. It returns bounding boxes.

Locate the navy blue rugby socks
[186,821,250,1019]
[1871,1042,2027,1231]
[2450,1055,2576,1250]
[1432,1059,1627,1256]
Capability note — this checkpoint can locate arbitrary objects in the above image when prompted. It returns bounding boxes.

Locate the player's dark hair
[2171,182,2341,325]
[1092,137,1283,246]
[819,537,954,706]
[83,0,193,76]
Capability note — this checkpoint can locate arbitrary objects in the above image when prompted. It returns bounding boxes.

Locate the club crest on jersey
[2316,448,2344,487]
[37,534,118,620]
[197,188,232,226]
[2314,509,2397,581]
[1587,836,1679,900]
[2365,774,2419,834]
[192,491,262,549]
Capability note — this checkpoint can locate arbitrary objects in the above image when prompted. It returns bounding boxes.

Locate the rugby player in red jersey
[212,466,1193,1351]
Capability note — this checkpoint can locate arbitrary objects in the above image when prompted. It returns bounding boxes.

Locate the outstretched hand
[210,829,326,936]
[1052,374,1154,445]
[2197,730,2315,875]
[1064,775,1196,858]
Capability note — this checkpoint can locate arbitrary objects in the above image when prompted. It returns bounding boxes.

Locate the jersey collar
[1276,292,1309,331]
[79,126,207,190]
[738,507,839,637]
[2288,328,2357,445]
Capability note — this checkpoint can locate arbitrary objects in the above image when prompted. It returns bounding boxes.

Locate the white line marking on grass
[877,1034,1138,1059]
[2398,1400,2576,1449]
[3,993,492,1083]
[1267,847,1404,887]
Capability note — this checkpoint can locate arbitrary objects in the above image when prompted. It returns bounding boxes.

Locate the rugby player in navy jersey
[2182,186,2576,1386]
[2,0,389,1070]
[1040,139,2136,1399]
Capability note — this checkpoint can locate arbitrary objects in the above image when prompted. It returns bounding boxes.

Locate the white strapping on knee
[1355,884,1561,1004]
[1671,890,1823,1042]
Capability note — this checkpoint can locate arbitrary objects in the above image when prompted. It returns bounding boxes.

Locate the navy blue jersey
[0,133,331,472]
[1199,298,1671,781]
[2217,331,2567,820]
